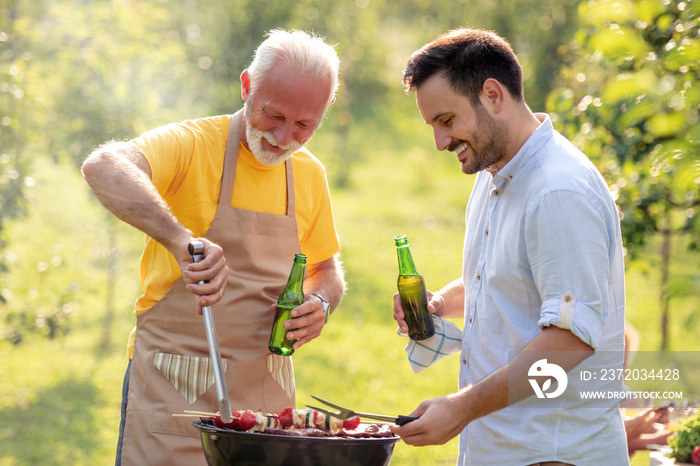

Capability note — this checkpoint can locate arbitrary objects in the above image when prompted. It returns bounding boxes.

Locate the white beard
[244,92,304,167]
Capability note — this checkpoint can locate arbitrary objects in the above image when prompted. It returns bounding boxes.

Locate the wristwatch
[311,293,330,324]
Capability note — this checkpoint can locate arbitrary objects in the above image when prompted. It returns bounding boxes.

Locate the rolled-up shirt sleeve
[528,188,613,349]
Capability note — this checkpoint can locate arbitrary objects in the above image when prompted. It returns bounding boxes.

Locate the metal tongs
[189,241,232,424]
[307,394,418,426]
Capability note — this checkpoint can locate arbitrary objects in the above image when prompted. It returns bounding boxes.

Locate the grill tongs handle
[189,241,232,424]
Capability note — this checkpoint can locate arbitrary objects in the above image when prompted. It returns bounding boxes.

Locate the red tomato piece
[224,412,240,430]
[691,445,700,465]
[342,416,361,430]
[239,411,257,430]
[278,407,294,427]
[214,410,241,429]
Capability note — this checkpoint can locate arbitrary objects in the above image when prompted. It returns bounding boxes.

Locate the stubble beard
[455,107,510,175]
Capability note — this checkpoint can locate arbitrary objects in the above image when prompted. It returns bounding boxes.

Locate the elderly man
[82,29,346,465]
[391,28,628,465]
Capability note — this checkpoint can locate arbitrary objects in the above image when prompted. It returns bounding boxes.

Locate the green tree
[1,1,194,345]
[547,0,700,350]
[0,0,588,345]
[0,1,31,328]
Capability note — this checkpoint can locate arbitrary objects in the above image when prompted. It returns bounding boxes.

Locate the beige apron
[121,110,299,465]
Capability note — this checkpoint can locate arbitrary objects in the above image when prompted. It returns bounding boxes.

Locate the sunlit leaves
[615,98,655,128]
[646,110,687,138]
[589,25,652,60]
[579,0,636,25]
[665,37,700,71]
[602,69,657,101]
[636,0,670,24]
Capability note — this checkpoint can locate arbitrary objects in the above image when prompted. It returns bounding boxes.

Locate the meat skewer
[174,407,383,437]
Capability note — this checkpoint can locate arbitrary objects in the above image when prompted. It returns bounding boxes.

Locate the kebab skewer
[175,407,362,434]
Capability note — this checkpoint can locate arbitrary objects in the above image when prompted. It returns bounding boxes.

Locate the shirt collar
[490,113,553,188]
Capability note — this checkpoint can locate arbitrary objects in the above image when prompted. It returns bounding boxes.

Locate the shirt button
[476,274,481,280]
[485,230,489,236]
[493,190,500,196]
[469,317,473,323]
[462,358,467,365]
[508,174,513,180]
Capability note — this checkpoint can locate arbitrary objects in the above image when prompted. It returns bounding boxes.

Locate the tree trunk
[99,216,117,355]
[659,210,672,351]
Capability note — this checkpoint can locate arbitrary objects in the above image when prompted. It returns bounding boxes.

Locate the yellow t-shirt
[125,114,340,357]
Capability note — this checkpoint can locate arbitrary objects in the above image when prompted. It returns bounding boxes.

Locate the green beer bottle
[395,235,435,341]
[269,253,307,356]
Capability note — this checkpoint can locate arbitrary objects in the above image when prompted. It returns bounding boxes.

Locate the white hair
[247,29,340,103]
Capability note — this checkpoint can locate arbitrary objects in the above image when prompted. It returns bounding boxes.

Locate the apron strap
[219,110,243,207]
[284,156,295,217]
[219,109,296,218]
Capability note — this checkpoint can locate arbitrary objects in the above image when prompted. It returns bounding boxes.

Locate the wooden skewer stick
[173,411,218,417]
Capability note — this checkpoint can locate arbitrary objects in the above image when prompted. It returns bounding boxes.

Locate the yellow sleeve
[131,116,228,217]
[292,151,341,264]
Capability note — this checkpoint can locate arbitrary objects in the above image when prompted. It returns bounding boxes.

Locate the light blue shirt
[457,114,628,465]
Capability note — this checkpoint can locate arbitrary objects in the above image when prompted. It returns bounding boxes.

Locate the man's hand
[390,326,594,447]
[393,278,465,334]
[389,393,470,446]
[177,237,228,314]
[393,289,440,335]
[274,296,327,350]
[276,254,346,350]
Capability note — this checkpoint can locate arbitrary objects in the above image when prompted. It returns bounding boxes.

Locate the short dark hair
[402,28,525,106]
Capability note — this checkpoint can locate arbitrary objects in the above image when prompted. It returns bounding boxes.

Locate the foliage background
[0,0,698,465]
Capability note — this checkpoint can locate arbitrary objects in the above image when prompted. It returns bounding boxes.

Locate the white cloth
[401,315,462,373]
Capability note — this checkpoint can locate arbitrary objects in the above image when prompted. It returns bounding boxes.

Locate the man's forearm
[304,254,346,314]
[433,277,466,319]
[81,142,193,255]
[454,326,594,424]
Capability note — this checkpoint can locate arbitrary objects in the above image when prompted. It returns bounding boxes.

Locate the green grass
[0,330,129,465]
[1,139,698,465]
